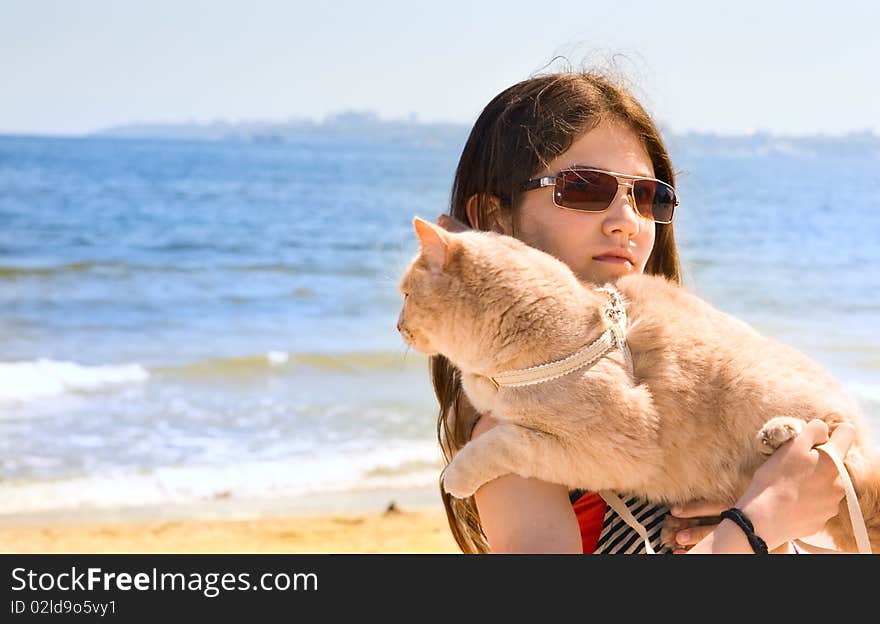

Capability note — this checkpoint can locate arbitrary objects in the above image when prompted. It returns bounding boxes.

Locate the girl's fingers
[675,523,718,546]
[669,500,730,518]
[792,419,830,452]
[823,422,856,458]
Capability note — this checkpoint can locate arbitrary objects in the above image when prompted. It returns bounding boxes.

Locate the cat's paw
[757,416,805,455]
[440,460,481,500]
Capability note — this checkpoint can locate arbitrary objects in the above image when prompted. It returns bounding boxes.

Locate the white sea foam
[0,439,443,516]
[0,359,150,405]
[266,351,289,366]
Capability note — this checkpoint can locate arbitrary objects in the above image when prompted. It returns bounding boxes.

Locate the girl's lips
[593,255,633,266]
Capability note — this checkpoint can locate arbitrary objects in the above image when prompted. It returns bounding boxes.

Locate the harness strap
[490,330,623,387]
[489,286,633,388]
[598,490,656,554]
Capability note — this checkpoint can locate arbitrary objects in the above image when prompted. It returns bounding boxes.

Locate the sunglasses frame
[521,167,678,224]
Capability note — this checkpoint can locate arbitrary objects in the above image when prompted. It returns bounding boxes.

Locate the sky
[1,0,878,137]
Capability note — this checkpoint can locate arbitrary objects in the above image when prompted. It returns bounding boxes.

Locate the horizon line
[1,108,879,142]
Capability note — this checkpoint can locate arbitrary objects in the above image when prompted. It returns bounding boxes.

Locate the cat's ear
[413,216,453,274]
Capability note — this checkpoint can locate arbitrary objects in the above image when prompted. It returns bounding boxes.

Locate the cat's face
[396,218,486,359]
[397,217,608,373]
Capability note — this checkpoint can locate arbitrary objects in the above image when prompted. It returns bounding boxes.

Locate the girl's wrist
[733,493,785,551]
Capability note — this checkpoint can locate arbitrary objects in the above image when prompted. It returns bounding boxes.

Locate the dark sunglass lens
[556,170,618,212]
[633,180,676,223]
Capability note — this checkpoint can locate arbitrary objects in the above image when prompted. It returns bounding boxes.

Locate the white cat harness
[488,286,634,389]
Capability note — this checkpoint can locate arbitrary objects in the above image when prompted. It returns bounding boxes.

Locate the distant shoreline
[3,125,878,158]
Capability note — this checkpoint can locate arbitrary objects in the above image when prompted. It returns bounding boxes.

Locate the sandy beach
[0,504,460,554]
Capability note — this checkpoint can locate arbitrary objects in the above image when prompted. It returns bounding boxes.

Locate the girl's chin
[577,263,635,284]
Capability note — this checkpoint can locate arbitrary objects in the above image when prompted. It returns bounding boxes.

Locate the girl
[430,70,853,554]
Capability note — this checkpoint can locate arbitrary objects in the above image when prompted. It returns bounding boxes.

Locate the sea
[1,132,878,522]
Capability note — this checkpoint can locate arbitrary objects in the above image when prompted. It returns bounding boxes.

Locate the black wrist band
[720,508,769,554]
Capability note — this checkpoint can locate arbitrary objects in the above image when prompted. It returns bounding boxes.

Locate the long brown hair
[431,70,683,553]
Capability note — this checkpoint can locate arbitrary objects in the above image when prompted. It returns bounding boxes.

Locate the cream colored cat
[397,215,880,553]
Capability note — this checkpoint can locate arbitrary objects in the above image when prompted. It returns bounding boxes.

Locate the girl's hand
[734,419,855,550]
[662,500,727,554]
[665,419,856,554]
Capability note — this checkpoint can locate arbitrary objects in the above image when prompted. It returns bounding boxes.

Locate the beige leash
[794,443,871,554]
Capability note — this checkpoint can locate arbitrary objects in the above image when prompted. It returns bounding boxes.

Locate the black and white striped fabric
[570,489,673,554]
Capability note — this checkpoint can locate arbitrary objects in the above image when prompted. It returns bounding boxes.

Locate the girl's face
[514,120,657,285]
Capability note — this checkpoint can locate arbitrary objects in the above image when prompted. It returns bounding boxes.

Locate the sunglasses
[521,167,678,224]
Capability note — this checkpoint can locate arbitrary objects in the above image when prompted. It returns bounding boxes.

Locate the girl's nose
[602,187,641,236]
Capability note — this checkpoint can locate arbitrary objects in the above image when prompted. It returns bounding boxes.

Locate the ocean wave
[0,359,149,404]
[155,352,293,377]
[0,440,443,516]
[0,350,423,404]
[0,260,200,278]
[291,351,424,372]
[159,350,424,377]
[0,260,375,279]
[0,261,100,278]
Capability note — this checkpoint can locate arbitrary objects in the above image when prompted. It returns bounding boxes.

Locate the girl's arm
[470,416,854,554]
[469,414,583,554]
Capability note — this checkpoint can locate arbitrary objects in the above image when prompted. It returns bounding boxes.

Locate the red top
[572,492,804,555]
[572,491,607,554]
